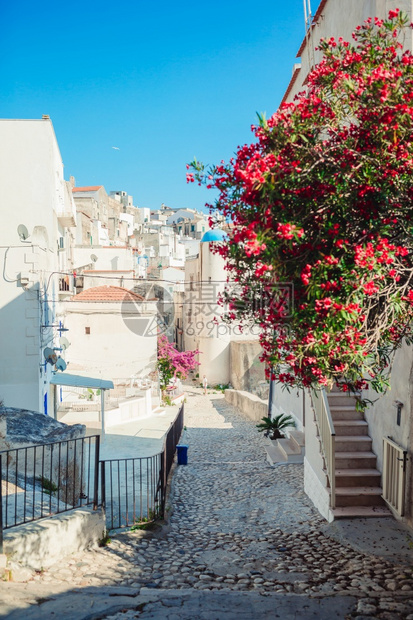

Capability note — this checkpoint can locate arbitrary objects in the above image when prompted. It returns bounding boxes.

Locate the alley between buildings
[1,388,413,619]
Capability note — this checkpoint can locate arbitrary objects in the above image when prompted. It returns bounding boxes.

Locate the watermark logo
[122,280,293,338]
[122,282,174,337]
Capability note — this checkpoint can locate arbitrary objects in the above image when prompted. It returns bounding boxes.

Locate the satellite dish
[59,336,71,350]
[55,357,67,372]
[17,224,30,241]
[90,254,98,263]
[44,347,58,365]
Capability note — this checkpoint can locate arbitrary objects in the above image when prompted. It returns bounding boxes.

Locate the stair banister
[312,388,336,509]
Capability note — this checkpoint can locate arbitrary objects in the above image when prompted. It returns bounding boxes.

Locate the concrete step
[335,452,377,469]
[329,406,364,421]
[327,391,360,407]
[264,442,288,466]
[335,468,381,487]
[278,438,303,463]
[335,436,372,452]
[335,486,385,507]
[334,420,369,436]
[332,505,392,519]
[288,430,305,449]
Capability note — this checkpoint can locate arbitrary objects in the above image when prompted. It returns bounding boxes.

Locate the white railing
[382,436,407,516]
[312,389,336,509]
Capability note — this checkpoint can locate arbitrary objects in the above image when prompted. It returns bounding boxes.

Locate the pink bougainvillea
[157,335,199,392]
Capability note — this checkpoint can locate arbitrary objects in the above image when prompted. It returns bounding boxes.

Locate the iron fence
[100,453,162,530]
[0,435,100,538]
[164,401,184,480]
[0,403,185,544]
[101,402,184,529]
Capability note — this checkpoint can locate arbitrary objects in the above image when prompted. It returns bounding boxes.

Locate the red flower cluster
[188,10,413,398]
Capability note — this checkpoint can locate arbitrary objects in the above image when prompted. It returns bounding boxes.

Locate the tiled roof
[71,286,145,302]
[72,186,103,193]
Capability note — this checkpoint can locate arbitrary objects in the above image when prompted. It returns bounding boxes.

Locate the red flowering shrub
[189,11,413,399]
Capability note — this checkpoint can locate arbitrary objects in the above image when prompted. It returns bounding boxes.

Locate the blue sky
[0,1,317,211]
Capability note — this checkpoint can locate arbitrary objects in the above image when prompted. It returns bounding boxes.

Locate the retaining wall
[225,389,267,423]
[3,507,105,570]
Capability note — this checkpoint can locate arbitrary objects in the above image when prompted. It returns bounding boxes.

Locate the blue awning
[50,374,114,390]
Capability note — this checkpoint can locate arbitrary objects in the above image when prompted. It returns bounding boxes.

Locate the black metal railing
[0,436,99,541]
[101,402,184,529]
[164,402,184,479]
[157,402,184,518]
[0,403,185,543]
[100,453,162,530]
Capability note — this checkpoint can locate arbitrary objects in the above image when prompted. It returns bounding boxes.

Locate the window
[85,327,91,335]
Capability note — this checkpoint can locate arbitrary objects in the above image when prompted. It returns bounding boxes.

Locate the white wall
[363,344,413,528]
[270,383,307,432]
[0,118,72,413]
[73,246,135,273]
[166,209,195,225]
[284,0,413,104]
[181,237,200,258]
[64,300,157,382]
[162,267,185,294]
[183,241,260,385]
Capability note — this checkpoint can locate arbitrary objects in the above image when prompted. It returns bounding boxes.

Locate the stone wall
[3,507,105,570]
[229,340,267,398]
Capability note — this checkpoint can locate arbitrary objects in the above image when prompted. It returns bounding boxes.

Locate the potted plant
[256,414,296,440]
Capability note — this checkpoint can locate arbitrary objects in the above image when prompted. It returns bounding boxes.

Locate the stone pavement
[1,388,413,619]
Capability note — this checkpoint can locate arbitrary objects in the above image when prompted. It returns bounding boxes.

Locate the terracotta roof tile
[72,186,103,193]
[71,285,145,302]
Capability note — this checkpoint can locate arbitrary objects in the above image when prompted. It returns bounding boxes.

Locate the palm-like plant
[256,414,296,440]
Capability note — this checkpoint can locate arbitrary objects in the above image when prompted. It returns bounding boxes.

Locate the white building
[183,230,262,385]
[64,285,158,382]
[275,0,413,528]
[0,117,76,414]
[282,0,412,105]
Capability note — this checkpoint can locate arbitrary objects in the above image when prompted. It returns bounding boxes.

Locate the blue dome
[200,229,227,243]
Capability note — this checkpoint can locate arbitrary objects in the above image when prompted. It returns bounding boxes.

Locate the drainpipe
[101,389,105,439]
[268,370,274,419]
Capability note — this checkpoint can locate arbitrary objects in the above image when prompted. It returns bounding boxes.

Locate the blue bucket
[176,444,189,465]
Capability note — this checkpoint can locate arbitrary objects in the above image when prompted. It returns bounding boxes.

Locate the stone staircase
[264,430,305,466]
[327,388,391,518]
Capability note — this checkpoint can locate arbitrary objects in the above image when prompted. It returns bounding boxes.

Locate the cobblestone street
[2,389,413,619]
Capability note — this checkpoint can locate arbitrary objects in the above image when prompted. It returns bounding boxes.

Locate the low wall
[225,389,267,423]
[3,507,105,570]
[105,389,152,428]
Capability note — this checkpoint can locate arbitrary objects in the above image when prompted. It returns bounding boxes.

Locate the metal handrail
[312,388,336,509]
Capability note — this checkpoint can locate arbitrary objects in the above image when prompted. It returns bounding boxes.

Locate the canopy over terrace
[50,373,114,437]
